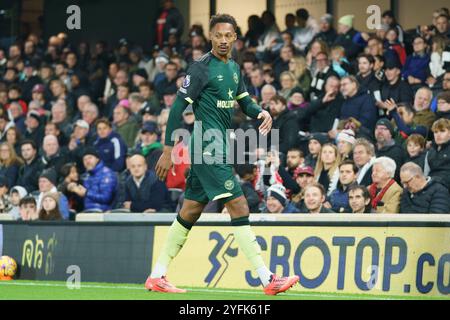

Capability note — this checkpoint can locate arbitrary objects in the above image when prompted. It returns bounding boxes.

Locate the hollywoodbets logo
[205,232,238,287]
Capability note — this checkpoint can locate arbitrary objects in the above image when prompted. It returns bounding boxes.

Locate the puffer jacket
[427,141,450,189]
[328,182,357,213]
[400,178,450,214]
[82,161,118,212]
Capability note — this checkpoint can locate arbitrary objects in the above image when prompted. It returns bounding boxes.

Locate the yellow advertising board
[153,226,450,297]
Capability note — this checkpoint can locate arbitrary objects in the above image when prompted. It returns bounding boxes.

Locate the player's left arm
[236,70,272,136]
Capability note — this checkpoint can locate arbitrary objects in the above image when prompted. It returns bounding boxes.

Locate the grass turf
[0,280,448,300]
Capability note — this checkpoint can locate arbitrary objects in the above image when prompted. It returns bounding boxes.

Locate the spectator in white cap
[264,184,300,214]
[336,129,356,161]
[68,119,92,172]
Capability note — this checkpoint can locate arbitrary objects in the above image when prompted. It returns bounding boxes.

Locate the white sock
[256,266,273,287]
[150,262,167,279]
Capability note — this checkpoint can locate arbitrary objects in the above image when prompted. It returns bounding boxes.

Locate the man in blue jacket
[124,154,171,213]
[68,147,117,212]
[402,36,430,88]
[339,75,378,132]
[93,118,127,172]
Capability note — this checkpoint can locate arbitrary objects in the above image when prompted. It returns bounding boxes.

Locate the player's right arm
[156,62,208,181]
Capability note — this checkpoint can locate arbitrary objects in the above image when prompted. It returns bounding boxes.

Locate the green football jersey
[177,52,259,164]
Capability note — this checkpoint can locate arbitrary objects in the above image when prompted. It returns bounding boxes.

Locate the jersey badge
[224,180,235,191]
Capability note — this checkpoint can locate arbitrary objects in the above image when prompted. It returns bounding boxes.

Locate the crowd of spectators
[0,1,450,220]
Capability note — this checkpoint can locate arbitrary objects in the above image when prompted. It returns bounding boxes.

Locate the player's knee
[225,196,250,219]
[179,210,200,224]
[179,209,201,224]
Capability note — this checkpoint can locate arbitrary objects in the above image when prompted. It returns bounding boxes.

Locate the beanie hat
[308,133,329,145]
[337,129,356,145]
[75,119,90,129]
[39,169,58,186]
[27,110,41,122]
[118,99,130,109]
[266,184,287,206]
[155,52,169,65]
[32,84,45,93]
[42,192,60,204]
[376,118,395,137]
[83,147,100,159]
[338,15,355,28]
[134,68,148,80]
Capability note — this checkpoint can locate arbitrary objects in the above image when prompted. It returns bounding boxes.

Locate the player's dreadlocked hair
[209,14,237,31]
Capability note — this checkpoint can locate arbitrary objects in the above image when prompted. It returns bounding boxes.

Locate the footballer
[145,13,299,295]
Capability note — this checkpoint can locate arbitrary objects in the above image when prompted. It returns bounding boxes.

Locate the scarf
[141,142,163,157]
[368,179,395,209]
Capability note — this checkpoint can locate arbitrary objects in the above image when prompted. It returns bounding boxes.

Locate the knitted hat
[266,184,287,206]
[39,169,58,186]
[376,118,395,137]
[27,110,41,122]
[183,105,194,115]
[308,133,329,145]
[32,84,45,93]
[134,68,148,80]
[155,52,169,65]
[42,192,60,204]
[75,119,89,129]
[83,147,100,159]
[118,99,130,109]
[337,129,356,145]
[338,15,355,28]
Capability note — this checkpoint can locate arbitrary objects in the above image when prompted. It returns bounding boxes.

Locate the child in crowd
[19,196,38,221]
[405,134,426,170]
[8,186,28,220]
[38,192,63,221]
[330,46,352,77]
[385,28,406,65]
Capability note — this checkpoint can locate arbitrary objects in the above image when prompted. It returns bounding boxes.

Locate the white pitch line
[0,281,405,300]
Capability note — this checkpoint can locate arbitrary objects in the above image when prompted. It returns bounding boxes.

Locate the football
[0,256,17,280]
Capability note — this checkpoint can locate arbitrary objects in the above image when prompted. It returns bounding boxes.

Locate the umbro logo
[217,75,224,81]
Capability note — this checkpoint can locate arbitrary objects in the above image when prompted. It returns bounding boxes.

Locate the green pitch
[0,280,447,300]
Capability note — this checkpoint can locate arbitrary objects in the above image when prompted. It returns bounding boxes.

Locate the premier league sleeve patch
[183,75,191,88]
